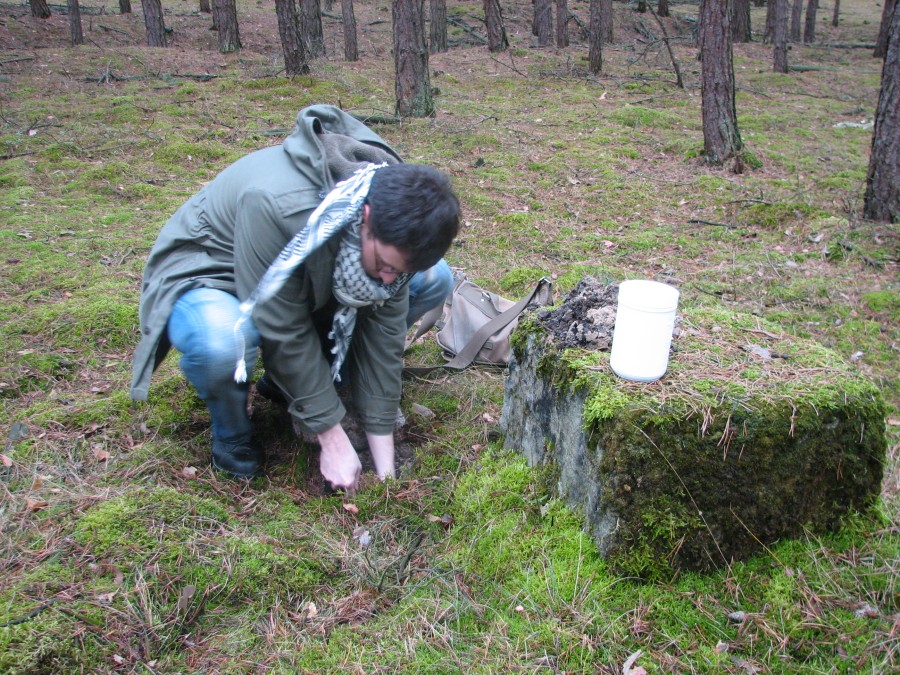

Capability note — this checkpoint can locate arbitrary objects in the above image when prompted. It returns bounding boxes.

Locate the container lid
[618,280,680,311]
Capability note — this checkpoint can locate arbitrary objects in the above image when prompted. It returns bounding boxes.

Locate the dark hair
[366,164,460,270]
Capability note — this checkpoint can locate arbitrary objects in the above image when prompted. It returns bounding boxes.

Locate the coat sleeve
[233,187,345,433]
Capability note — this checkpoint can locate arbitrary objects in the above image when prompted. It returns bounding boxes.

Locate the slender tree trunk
[212,0,241,52]
[300,0,325,58]
[600,0,613,42]
[430,0,447,53]
[534,0,552,47]
[863,0,900,222]
[657,0,669,18]
[764,0,776,43]
[732,0,751,42]
[790,0,802,42]
[556,0,569,47]
[29,0,51,18]
[276,0,309,74]
[394,0,433,117]
[831,0,839,27]
[637,0,647,13]
[699,0,743,167]
[875,0,896,58]
[589,0,602,73]
[119,0,131,14]
[803,0,817,43]
[484,0,508,52]
[773,0,789,72]
[199,0,210,12]
[141,0,167,46]
[343,0,359,60]
[67,0,83,45]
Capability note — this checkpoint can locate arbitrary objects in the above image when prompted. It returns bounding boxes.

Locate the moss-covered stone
[500,306,886,580]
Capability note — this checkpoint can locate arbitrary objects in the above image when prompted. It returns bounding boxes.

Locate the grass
[0,0,898,672]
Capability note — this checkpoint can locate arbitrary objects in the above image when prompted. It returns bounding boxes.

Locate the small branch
[648,5,684,88]
[837,241,883,268]
[688,219,737,228]
[0,600,56,627]
[447,17,488,45]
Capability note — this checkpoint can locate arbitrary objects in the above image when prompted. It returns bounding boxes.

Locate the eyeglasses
[362,221,409,276]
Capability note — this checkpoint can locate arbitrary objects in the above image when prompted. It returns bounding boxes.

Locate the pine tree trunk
[430,0,447,53]
[803,0,817,43]
[276,0,309,74]
[394,0,433,117]
[863,0,900,222]
[699,0,743,167]
[119,0,131,14]
[534,0,552,47]
[141,0,167,46]
[764,0,775,43]
[484,0,508,53]
[343,0,359,61]
[212,0,241,52]
[199,0,210,12]
[29,0,51,18]
[300,0,325,58]
[556,0,569,47]
[732,0,751,43]
[790,0,802,41]
[589,0,602,73]
[875,0,896,58]
[67,0,83,45]
[831,0,839,27]
[657,0,669,18]
[773,0,789,72]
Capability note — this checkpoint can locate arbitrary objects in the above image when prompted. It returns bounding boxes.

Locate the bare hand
[318,424,362,494]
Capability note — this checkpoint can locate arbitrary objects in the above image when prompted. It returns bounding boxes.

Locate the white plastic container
[610,280,680,382]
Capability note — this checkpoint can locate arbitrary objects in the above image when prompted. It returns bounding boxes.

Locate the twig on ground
[689,219,737,229]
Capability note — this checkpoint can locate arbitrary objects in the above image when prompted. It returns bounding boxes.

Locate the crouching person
[130,105,460,493]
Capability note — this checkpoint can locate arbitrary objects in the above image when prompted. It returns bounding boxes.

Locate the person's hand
[366,432,395,480]
[317,424,362,494]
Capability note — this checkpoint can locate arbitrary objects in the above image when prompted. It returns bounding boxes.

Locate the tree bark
[484,0,508,53]
[429,0,447,53]
[589,0,602,73]
[534,0,552,47]
[732,0,751,43]
[831,0,839,27]
[276,0,309,74]
[803,0,817,43]
[119,0,131,14]
[637,0,647,12]
[199,0,210,12]
[764,0,775,43]
[657,0,669,18]
[863,0,900,222]
[600,0,613,43]
[773,0,789,72]
[556,0,569,47]
[343,0,359,61]
[875,0,896,58]
[212,0,241,52]
[699,0,743,167]
[29,0,51,18]
[394,0,433,117]
[790,0,802,42]
[67,0,83,45]
[300,0,325,58]
[141,0,167,47]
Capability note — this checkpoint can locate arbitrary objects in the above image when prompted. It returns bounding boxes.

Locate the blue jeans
[167,260,453,443]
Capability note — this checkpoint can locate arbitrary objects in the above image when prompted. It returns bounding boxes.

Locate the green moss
[609,105,682,129]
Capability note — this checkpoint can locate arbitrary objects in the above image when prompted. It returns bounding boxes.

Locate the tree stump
[500,278,886,578]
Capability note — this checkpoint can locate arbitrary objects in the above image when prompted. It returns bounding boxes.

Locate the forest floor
[0,0,898,672]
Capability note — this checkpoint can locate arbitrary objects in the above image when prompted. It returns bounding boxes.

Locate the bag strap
[403,278,551,377]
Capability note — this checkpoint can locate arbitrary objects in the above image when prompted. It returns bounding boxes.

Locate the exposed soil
[540,277,619,350]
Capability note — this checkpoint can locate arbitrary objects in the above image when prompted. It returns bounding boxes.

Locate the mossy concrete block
[500,305,886,578]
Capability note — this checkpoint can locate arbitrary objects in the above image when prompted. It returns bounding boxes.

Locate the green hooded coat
[130,105,406,435]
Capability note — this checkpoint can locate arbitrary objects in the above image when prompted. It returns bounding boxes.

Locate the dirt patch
[539,277,619,350]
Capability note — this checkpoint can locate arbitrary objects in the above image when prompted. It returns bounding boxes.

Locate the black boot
[255,373,287,407]
[211,438,264,478]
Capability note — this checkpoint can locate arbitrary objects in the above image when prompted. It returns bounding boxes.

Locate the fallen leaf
[305,601,318,619]
[744,344,772,359]
[343,502,359,514]
[727,610,747,623]
[623,649,647,675]
[482,412,497,424]
[25,498,49,512]
[92,446,110,462]
[412,403,435,419]
[854,602,879,618]
[427,513,454,528]
[849,351,864,362]
[177,584,196,612]
[112,654,126,665]
[97,591,117,604]
[1,454,12,467]
[181,466,199,479]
